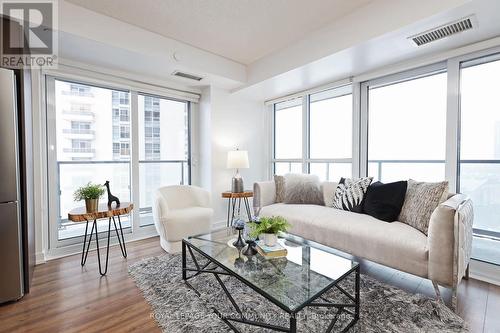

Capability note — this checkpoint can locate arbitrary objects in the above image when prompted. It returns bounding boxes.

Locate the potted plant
[249,216,290,247]
[74,182,106,213]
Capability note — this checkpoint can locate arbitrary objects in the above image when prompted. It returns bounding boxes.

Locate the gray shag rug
[129,254,468,333]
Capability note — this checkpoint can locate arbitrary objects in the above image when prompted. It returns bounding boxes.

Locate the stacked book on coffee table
[255,240,288,259]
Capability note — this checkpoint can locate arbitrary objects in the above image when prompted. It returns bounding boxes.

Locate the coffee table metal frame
[182,235,360,333]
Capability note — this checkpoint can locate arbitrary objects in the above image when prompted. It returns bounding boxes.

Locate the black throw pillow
[362,181,408,222]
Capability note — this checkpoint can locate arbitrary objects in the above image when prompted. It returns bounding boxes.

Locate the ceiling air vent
[409,16,475,46]
[172,71,203,81]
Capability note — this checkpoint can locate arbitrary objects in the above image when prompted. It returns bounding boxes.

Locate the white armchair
[152,185,213,253]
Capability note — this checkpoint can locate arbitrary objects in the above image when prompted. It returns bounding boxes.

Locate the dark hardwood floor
[0,236,498,333]
[0,238,163,333]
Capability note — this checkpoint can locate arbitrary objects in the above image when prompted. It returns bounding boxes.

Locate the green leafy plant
[73,182,106,201]
[249,216,290,238]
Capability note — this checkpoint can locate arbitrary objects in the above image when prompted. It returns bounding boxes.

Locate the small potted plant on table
[74,182,106,213]
[249,216,290,247]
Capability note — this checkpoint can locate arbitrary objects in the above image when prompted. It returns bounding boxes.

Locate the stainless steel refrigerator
[0,65,34,303]
[0,67,24,302]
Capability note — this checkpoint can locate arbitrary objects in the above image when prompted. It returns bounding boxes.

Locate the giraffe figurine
[104,181,120,208]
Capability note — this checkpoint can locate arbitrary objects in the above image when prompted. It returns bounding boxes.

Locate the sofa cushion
[332,177,372,213]
[261,203,429,278]
[399,179,449,235]
[362,181,407,222]
[283,173,324,205]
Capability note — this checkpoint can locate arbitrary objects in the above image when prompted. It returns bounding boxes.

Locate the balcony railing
[62,109,95,117]
[62,129,95,135]
[63,148,95,153]
[367,159,445,180]
[275,158,500,240]
[61,90,94,97]
[56,159,189,233]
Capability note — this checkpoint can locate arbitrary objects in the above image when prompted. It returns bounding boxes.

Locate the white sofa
[153,185,213,253]
[254,180,474,310]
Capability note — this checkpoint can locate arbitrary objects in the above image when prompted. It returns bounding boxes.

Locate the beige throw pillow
[398,179,449,235]
[283,173,324,205]
[274,175,285,203]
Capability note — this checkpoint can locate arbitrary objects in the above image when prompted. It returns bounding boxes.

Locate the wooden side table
[68,202,133,276]
[222,191,253,227]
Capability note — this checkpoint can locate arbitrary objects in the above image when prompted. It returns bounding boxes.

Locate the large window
[138,94,190,226]
[366,71,447,182]
[272,86,353,180]
[459,55,500,265]
[48,78,191,246]
[270,52,500,267]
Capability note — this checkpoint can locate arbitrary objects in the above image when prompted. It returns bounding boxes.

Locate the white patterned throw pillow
[332,177,373,213]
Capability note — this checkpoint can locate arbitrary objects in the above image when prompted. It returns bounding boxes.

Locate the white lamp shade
[227,150,249,169]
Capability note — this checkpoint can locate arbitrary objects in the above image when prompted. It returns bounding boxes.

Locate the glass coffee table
[182,228,360,332]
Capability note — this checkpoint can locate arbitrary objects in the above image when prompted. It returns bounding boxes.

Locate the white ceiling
[234,0,500,100]
[64,0,372,64]
[57,0,500,100]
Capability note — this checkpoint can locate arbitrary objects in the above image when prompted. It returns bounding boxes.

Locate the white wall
[194,86,212,190]
[197,86,267,225]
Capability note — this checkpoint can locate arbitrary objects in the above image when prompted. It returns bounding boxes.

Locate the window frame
[454,50,500,243]
[271,85,355,181]
[137,92,191,226]
[272,96,304,165]
[268,47,500,267]
[359,62,448,182]
[45,75,192,250]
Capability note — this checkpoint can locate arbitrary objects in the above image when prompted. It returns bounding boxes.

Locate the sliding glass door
[46,77,191,248]
[53,80,132,240]
[459,54,500,265]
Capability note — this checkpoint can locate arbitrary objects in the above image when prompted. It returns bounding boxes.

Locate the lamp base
[231,177,244,193]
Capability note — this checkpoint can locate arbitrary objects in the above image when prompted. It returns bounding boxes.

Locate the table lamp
[227,149,249,193]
